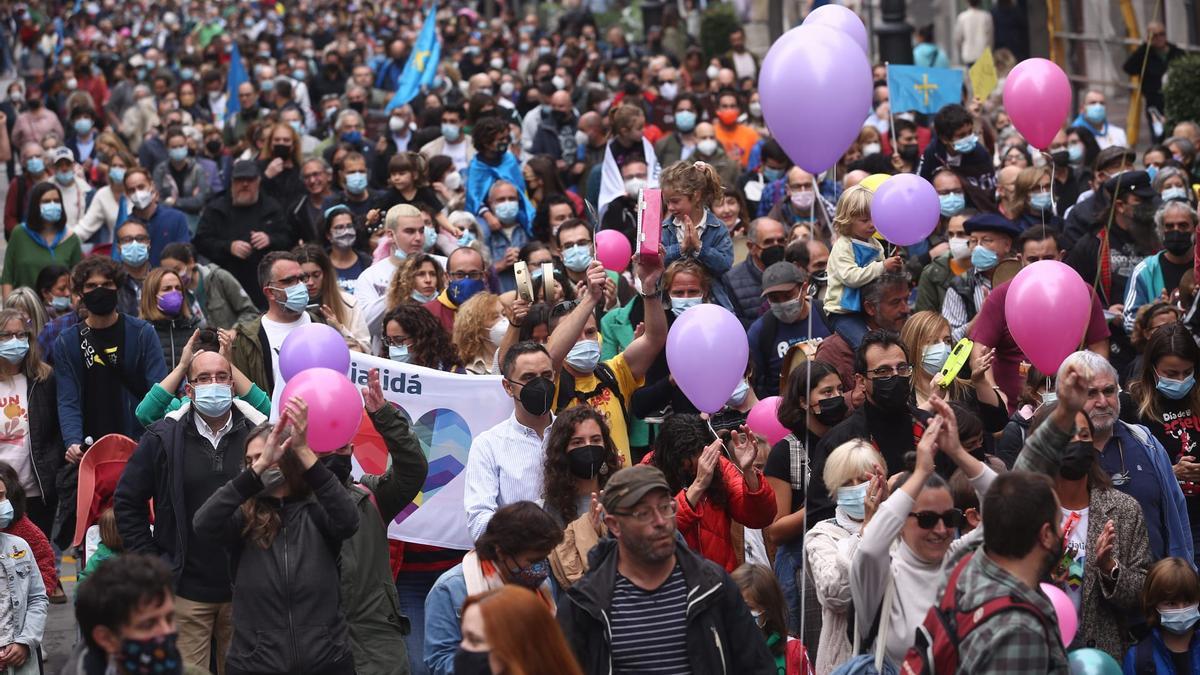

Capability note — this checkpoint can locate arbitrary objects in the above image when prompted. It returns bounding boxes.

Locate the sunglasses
[908,509,964,530]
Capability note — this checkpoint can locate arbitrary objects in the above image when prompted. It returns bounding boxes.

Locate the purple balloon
[802,4,869,54]
[666,304,749,414]
[759,24,873,173]
[278,323,351,382]
[870,174,940,246]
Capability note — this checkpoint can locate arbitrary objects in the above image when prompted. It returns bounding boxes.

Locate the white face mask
[443,171,463,191]
[697,139,718,156]
[488,317,509,346]
[131,189,154,210]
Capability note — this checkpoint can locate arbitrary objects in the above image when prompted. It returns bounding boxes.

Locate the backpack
[900,553,1054,675]
[555,362,630,429]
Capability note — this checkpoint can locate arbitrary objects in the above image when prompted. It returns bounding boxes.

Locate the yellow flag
[969,48,998,100]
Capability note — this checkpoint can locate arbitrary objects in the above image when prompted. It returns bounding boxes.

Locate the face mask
[448,278,485,305]
[939,192,965,217]
[8,93,20,105]
[971,245,999,271]
[770,297,804,323]
[157,290,183,316]
[192,383,233,417]
[423,226,438,251]
[514,376,554,415]
[444,171,463,191]
[1068,144,1084,163]
[1030,191,1053,211]
[82,286,118,315]
[760,245,786,267]
[748,100,763,118]
[411,290,438,304]
[441,123,462,143]
[206,139,223,155]
[947,237,971,261]
[921,342,951,376]
[39,201,63,222]
[276,283,309,313]
[65,78,78,90]
[1160,604,1200,635]
[55,170,75,186]
[658,82,679,102]
[568,444,608,479]
[260,467,286,491]
[168,147,189,163]
[1147,165,1159,182]
[563,244,593,272]
[814,395,848,426]
[73,117,94,135]
[624,177,646,199]
[344,171,368,194]
[388,344,410,363]
[716,110,741,128]
[0,338,28,365]
[331,229,357,248]
[389,117,408,134]
[551,75,566,91]
[837,481,869,520]
[952,134,978,155]
[494,200,520,223]
[121,241,150,267]
[1084,103,1107,125]
[670,295,702,316]
[1164,230,1194,257]
[790,190,815,210]
[727,378,750,407]
[456,229,476,247]
[565,339,601,373]
[341,129,363,145]
[50,295,72,311]
[108,166,126,185]
[706,65,721,80]
[119,634,183,675]
[862,142,881,156]
[762,166,785,183]
[1157,373,1196,400]
[487,317,510,347]
[1058,441,1096,481]
[697,139,719,156]
[508,558,551,588]
[454,648,492,675]
[669,110,697,134]
[271,143,292,160]
[25,157,44,174]
[1163,186,1189,203]
[869,375,911,413]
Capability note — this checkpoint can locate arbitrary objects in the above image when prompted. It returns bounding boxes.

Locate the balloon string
[706,417,733,460]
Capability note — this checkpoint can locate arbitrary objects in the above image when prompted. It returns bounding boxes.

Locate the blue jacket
[464,154,535,232]
[1122,250,1168,334]
[1120,421,1194,564]
[53,315,168,446]
[661,209,735,310]
[1123,628,1200,674]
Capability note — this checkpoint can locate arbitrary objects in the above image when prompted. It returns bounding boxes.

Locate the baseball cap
[601,465,671,513]
[760,262,805,297]
[1104,170,1157,201]
[48,147,74,165]
[231,159,260,180]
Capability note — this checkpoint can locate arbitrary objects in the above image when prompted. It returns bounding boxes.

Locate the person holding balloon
[1122,557,1200,673]
[659,160,736,310]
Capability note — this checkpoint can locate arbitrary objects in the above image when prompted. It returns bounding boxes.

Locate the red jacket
[3,515,58,592]
[643,453,777,571]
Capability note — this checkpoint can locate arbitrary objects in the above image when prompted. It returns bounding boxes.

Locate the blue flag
[225,44,249,122]
[386,5,440,113]
[887,64,963,115]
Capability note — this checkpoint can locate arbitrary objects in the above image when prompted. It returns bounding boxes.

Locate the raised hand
[730,425,757,473]
[863,463,889,527]
[1095,519,1118,575]
[915,416,943,476]
[362,368,385,413]
[1055,362,1090,414]
[693,440,722,491]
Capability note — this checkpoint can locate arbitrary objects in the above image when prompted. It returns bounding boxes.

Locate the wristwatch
[638,279,662,298]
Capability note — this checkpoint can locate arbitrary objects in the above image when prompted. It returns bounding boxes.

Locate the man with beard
[815,272,911,396]
[1066,350,1192,562]
[558,465,775,674]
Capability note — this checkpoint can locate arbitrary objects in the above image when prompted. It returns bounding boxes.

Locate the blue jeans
[774,540,804,635]
[397,569,445,675]
[826,311,869,349]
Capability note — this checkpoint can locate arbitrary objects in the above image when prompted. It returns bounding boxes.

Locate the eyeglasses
[908,509,964,530]
[191,373,233,385]
[611,501,677,523]
[0,331,30,341]
[117,235,151,245]
[382,335,410,348]
[448,270,485,281]
[865,364,914,380]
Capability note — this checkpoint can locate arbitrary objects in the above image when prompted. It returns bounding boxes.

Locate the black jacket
[558,538,776,675]
[26,375,63,506]
[194,460,359,675]
[151,314,202,371]
[194,193,292,309]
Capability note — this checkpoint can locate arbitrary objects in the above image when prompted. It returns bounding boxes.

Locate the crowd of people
[0,0,1195,674]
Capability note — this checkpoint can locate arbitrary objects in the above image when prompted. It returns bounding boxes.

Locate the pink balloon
[1002,58,1071,150]
[279,323,351,382]
[871,174,940,246]
[1005,261,1092,375]
[280,367,364,453]
[802,4,869,54]
[747,396,789,445]
[666,304,749,414]
[759,24,873,173]
[595,230,632,272]
[1039,582,1078,646]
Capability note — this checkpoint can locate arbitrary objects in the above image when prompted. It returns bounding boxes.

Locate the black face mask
[514,376,554,416]
[1164,230,1194,256]
[321,453,353,483]
[206,139,223,155]
[82,286,118,316]
[759,244,785,267]
[899,145,920,163]
[813,395,848,427]
[567,444,608,479]
[272,144,292,160]
[1050,150,1070,166]
[869,375,911,413]
[1059,441,1096,481]
[453,648,491,675]
[28,99,41,110]
[348,101,366,114]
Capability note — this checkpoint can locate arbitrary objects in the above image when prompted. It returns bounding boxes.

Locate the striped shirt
[610,565,692,674]
[942,271,992,341]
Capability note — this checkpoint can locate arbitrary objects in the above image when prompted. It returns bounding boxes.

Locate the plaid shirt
[951,552,1070,673]
[38,311,82,366]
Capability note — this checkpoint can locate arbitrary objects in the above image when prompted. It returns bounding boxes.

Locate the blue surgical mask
[1147,165,1159,182]
[0,499,12,529]
[494,200,520,224]
[423,226,438,251]
[25,157,44,174]
[971,244,999,271]
[762,166,785,182]
[289,120,303,135]
[1067,144,1084,163]
[180,68,194,81]
[562,244,592,272]
[1163,186,1189,203]
[73,117,94,135]
[1157,373,1196,400]
[836,481,869,520]
[1030,191,1053,211]
[192,383,233,417]
[345,171,368,194]
[121,242,149,266]
[938,192,965,217]
[50,295,71,311]
[168,147,189,163]
[39,201,63,222]
[670,295,702,316]
[340,130,363,145]
[441,123,462,142]
[457,229,477,247]
[411,290,438,304]
[388,344,410,363]
[0,338,28,364]
[55,170,75,186]
[1084,103,1106,125]
[921,342,952,375]
[952,134,978,155]
[109,166,126,184]
[277,283,309,313]
[1161,605,1200,634]
[565,339,601,373]
[674,109,697,133]
[727,379,750,407]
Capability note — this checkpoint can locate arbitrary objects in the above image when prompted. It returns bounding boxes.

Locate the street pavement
[43,554,80,674]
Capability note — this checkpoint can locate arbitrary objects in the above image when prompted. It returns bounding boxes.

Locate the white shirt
[74,185,125,250]
[1060,506,1089,615]
[464,412,553,540]
[261,312,312,394]
[0,374,37,496]
[731,50,757,80]
[954,8,994,65]
[58,177,91,231]
[1090,123,1128,150]
[193,409,234,450]
[355,253,447,348]
[443,139,470,172]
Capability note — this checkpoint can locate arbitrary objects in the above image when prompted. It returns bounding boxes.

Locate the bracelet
[1108,561,1120,580]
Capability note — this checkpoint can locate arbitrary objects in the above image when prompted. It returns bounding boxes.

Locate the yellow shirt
[554,353,643,467]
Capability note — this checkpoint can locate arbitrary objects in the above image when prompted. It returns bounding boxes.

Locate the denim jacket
[661,209,735,310]
[0,532,47,673]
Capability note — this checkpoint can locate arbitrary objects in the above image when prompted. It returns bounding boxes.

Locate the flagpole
[885,61,896,150]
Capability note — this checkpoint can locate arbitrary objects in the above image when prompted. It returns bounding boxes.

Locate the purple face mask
[157,290,184,316]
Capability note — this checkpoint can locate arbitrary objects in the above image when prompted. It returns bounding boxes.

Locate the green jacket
[195,263,259,330]
[340,404,429,675]
[229,310,327,394]
[914,252,957,314]
[599,298,649,448]
[134,381,272,428]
